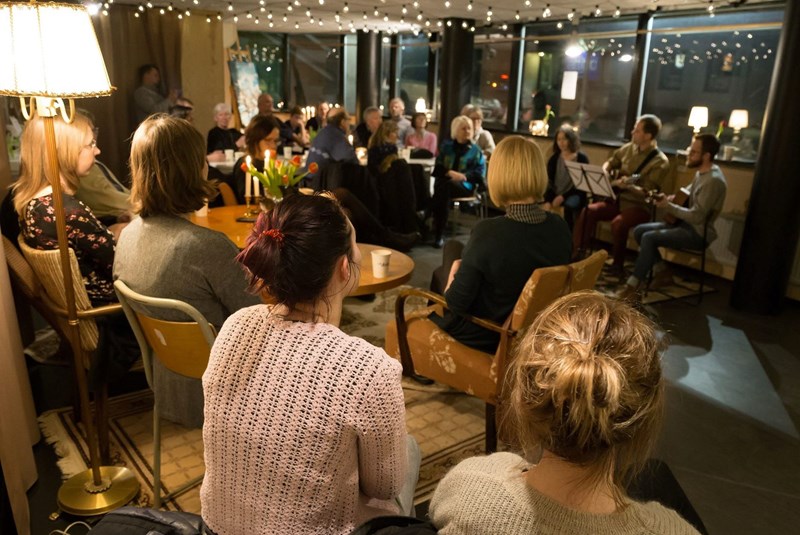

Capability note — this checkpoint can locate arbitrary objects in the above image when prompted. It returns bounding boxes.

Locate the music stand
[565,160,615,258]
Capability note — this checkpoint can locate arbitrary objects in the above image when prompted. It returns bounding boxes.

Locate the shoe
[383,231,419,252]
[432,235,444,249]
[615,284,641,304]
[649,268,675,290]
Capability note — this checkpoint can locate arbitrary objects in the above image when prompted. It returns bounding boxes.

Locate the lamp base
[57,466,139,516]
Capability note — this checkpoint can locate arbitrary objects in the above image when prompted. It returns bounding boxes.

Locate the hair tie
[261,228,284,247]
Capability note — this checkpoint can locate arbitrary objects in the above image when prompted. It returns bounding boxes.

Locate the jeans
[632,221,705,281]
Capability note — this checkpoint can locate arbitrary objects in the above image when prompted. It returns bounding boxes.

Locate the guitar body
[663,187,690,225]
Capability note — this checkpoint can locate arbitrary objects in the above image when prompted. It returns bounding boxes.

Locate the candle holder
[244,195,260,217]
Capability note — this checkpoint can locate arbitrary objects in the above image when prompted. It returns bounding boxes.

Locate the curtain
[79,5,182,182]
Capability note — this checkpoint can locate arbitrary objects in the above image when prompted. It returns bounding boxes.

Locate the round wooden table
[190,205,415,296]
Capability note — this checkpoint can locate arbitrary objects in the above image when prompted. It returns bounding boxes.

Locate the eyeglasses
[84,139,97,150]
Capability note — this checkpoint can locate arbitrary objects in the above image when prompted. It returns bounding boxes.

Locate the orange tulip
[240,162,249,172]
[282,175,289,185]
[308,162,319,174]
[291,155,302,166]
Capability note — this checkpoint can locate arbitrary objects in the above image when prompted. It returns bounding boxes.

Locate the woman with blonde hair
[428,136,571,352]
[14,112,119,304]
[430,291,700,535]
[115,114,259,428]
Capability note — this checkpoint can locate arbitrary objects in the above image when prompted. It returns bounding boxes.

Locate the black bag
[350,515,438,535]
[88,507,203,535]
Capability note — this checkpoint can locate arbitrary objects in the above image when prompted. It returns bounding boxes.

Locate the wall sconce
[728,109,749,142]
[688,106,709,134]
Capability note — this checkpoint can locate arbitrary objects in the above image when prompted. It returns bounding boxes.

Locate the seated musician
[572,114,670,277]
[616,134,727,302]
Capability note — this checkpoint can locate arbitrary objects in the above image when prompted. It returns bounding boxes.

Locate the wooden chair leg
[485,403,497,453]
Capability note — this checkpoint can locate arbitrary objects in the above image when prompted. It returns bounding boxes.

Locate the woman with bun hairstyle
[429,291,700,535]
[200,194,419,535]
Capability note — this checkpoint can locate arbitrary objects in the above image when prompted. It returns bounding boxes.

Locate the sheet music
[564,160,616,200]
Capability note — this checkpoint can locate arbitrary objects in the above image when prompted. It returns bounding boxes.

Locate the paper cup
[194,202,208,218]
[371,249,392,279]
[224,149,234,162]
[722,145,735,160]
[283,147,293,159]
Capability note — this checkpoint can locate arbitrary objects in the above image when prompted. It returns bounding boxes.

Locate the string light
[515,10,520,20]
[343,2,349,13]
[542,4,552,19]
[594,5,602,17]
[444,0,450,8]
[467,0,473,11]
[614,6,621,18]
[227,2,233,12]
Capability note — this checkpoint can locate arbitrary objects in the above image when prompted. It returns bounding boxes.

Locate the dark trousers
[431,178,473,238]
[573,200,650,267]
[376,163,419,234]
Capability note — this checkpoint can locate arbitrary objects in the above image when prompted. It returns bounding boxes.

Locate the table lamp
[688,106,709,134]
[728,109,749,142]
[0,1,138,516]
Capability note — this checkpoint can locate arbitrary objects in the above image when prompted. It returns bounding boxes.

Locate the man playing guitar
[616,134,728,302]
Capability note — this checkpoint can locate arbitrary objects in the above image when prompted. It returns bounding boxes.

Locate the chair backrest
[508,264,571,332]
[217,182,238,206]
[3,235,43,299]
[18,238,100,352]
[114,280,216,384]
[567,250,608,292]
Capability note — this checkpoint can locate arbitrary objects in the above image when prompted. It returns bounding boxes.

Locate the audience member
[232,115,282,204]
[354,106,382,148]
[430,291,700,535]
[573,114,670,275]
[133,64,178,123]
[306,108,357,180]
[388,97,412,145]
[115,115,259,429]
[367,121,419,235]
[305,101,330,133]
[429,136,570,352]
[404,112,437,156]
[201,194,419,535]
[280,106,310,150]
[168,104,194,123]
[469,107,496,158]
[617,134,727,302]
[257,93,276,116]
[429,115,486,248]
[544,125,589,230]
[207,103,244,162]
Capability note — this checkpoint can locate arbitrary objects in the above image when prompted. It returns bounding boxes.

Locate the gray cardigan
[114,215,260,428]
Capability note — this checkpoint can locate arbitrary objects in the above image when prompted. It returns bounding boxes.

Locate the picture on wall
[229,61,260,127]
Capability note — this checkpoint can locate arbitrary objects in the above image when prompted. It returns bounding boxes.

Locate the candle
[245,156,252,198]
[264,149,271,163]
[253,175,261,197]
[348,134,353,145]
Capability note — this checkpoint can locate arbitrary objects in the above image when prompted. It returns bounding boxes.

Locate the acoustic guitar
[651,186,690,225]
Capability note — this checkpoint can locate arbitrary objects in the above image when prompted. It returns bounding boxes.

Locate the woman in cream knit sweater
[430,292,700,535]
[200,194,419,535]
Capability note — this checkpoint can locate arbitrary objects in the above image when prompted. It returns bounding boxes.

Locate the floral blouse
[22,193,116,304]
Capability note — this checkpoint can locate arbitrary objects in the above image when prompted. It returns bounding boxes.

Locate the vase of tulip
[529,104,555,137]
[241,152,318,213]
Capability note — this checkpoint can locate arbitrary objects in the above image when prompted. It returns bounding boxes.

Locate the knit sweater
[430,453,700,535]
[201,305,409,535]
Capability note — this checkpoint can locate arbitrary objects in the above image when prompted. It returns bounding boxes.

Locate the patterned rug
[594,260,715,305]
[38,287,486,511]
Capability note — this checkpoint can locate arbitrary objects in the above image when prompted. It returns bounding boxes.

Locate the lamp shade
[728,109,749,130]
[688,106,709,130]
[0,2,112,98]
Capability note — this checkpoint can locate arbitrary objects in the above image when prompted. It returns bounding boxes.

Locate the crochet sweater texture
[201,305,408,535]
[430,453,700,535]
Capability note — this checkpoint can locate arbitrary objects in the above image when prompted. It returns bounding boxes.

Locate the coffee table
[190,205,415,295]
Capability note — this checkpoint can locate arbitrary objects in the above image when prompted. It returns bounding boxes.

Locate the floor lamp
[0,2,138,515]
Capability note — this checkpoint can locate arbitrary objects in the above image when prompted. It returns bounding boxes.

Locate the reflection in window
[380,36,391,113]
[342,34,357,113]
[470,33,513,129]
[518,18,637,144]
[237,32,284,107]
[397,35,430,116]
[642,9,782,159]
[288,35,341,108]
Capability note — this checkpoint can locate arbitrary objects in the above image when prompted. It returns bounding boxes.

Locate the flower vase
[259,193,281,213]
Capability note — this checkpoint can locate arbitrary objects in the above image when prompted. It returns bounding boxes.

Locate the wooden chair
[567,250,608,292]
[114,280,217,509]
[17,238,123,462]
[385,264,571,452]
[217,182,238,206]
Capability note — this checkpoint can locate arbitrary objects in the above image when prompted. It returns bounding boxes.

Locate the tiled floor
[24,213,800,534]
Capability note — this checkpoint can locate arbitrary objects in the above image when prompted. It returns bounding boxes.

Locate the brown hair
[129,114,216,217]
[244,114,282,158]
[638,114,662,139]
[13,112,94,216]
[368,120,399,149]
[236,194,356,312]
[411,112,427,130]
[553,124,581,154]
[487,136,547,207]
[502,291,664,503]
[694,133,721,160]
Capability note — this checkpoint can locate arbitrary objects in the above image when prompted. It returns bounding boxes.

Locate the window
[287,35,341,108]
[519,18,638,143]
[642,9,783,159]
[237,32,284,107]
[342,34,357,113]
[471,31,514,129]
[397,34,430,115]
